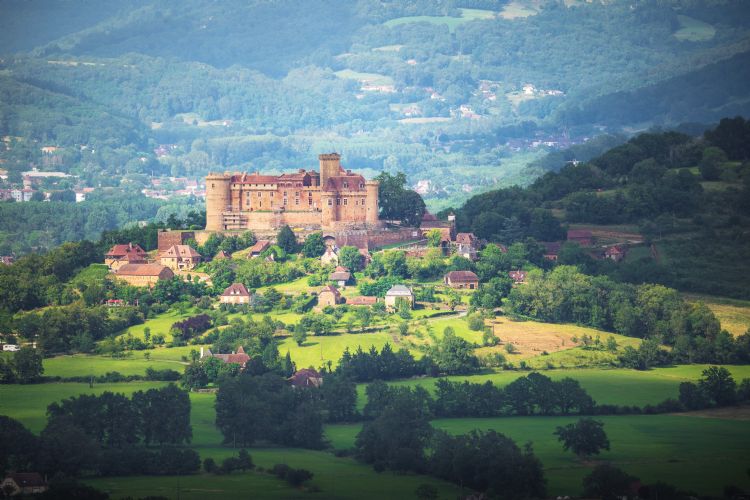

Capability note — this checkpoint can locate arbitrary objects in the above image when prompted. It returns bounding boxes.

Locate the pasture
[383,8,495,33]
[326,414,750,496]
[684,293,750,337]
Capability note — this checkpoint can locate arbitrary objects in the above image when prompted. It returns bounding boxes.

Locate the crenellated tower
[318,153,341,188]
[205,172,231,231]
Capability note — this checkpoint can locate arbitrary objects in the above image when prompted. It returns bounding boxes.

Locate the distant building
[509,270,527,283]
[541,242,561,261]
[200,346,250,369]
[420,211,456,243]
[249,240,271,258]
[1,473,48,496]
[0,255,14,265]
[318,285,343,308]
[160,245,202,271]
[455,232,480,260]
[444,270,479,290]
[105,243,148,270]
[320,246,339,266]
[289,368,323,388]
[346,296,377,306]
[214,250,231,260]
[220,283,252,304]
[604,245,627,262]
[384,285,414,311]
[114,263,174,287]
[329,266,352,287]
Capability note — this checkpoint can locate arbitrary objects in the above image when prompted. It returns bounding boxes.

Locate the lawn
[333,69,394,86]
[383,8,495,33]
[279,331,398,370]
[684,293,750,337]
[43,352,189,378]
[121,308,200,341]
[326,414,750,496]
[355,365,750,409]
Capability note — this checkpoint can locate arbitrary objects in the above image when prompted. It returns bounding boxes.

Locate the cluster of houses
[105,242,206,287]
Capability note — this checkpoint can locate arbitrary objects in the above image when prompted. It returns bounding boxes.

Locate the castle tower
[318,153,341,188]
[321,191,336,227]
[365,180,379,224]
[205,172,231,231]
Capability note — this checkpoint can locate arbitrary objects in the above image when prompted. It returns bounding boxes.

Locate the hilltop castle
[205,153,381,232]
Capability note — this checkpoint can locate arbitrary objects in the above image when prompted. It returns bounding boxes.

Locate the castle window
[270,192,274,197]
[284,198,288,206]
[259,201,262,207]
[295,192,299,197]
[336,198,340,206]
[295,198,299,205]
[359,183,365,189]
[343,198,348,206]
[309,198,313,206]
[246,198,250,206]
[258,191,262,197]
[343,181,349,188]
[211,183,215,188]
[327,199,332,206]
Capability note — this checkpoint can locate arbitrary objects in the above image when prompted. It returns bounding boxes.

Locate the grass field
[278,331,398,370]
[333,69,394,86]
[684,293,750,337]
[383,8,495,33]
[43,352,188,378]
[326,414,750,496]
[121,308,199,341]
[674,14,716,42]
[499,1,538,19]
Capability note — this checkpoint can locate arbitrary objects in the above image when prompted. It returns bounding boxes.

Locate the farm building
[455,232,480,260]
[200,346,250,368]
[114,263,174,287]
[444,270,479,289]
[318,285,343,307]
[220,283,252,304]
[384,284,414,310]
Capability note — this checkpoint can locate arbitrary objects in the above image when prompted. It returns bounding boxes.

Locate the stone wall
[157,230,195,253]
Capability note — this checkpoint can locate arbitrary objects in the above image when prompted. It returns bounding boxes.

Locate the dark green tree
[276,225,298,254]
[301,232,325,258]
[554,418,610,458]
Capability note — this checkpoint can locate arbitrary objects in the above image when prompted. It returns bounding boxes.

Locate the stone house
[384,285,414,311]
[318,285,343,307]
[104,242,148,270]
[329,266,352,287]
[114,263,174,287]
[220,283,252,304]
[444,270,479,289]
[160,245,202,271]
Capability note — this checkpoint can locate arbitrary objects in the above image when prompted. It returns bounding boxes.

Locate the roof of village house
[386,284,413,296]
[319,284,341,297]
[289,368,323,387]
[605,245,626,256]
[542,241,562,254]
[117,252,147,263]
[214,250,230,259]
[115,263,173,277]
[162,245,201,258]
[249,240,271,254]
[567,229,593,239]
[5,473,46,488]
[347,296,377,305]
[105,242,147,257]
[222,283,251,297]
[422,211,438,221]
[509,270,527,282]
[445,270,479,282]
[329,269,352,282]
[203,345,250,367]
[455,232,478,245]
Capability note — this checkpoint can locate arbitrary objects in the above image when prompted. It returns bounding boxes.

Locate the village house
[0,255,15,265]
[346,296,377,306]
[200,346,250,369]
[249,240,271,258]
[318,285,343,308]
[220,283,252,304]
[104,243,148,270]
[542,241,561,261]
[419,211,456,244]
[214,249,231,260]
[509,270,528,283]
[160,245,202,271]
[114,263,174,287]
[329,266,352,287]
[567,229,593,247]
[455,232,480,260]
[384,284,414,311]
[1,473,48,496]
[444,270,479,290]
[289,368,323,388]
[320,246,339,266]
[604,245,627,262]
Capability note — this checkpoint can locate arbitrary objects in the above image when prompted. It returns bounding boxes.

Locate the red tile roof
[222,283,250,297]
[347,296,377,305]
[324,175,366,191]
[445,270,479,282]
[162,245,201,258]
[319,284,341,297]
[249,240,271,254]
[455,233,478,245]
[105,242,147,258]
[289,368,323,387]
[116,263,173,277]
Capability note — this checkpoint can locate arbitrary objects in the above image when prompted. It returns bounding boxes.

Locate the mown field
[4,364,750,498]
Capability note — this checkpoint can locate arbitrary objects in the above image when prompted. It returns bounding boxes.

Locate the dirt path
[670,405,750,421]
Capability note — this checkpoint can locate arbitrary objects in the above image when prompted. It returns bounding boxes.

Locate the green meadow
[383,8,495,33]
[326,414,750,496]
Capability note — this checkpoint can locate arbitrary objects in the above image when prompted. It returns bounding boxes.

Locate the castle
[205,153,381,232]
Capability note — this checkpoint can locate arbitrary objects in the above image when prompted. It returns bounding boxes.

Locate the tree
[292,326,308,347]
[375,171,426,227]
[554,418,610,458]
[699,146,727,180]
[276,225,298,254]
[301,232,325,258]
[426,229,442,247]
[338,245,363,272]
[13,347,44,383]
[582,464,638,500]
[698,366,737,406]
[321,374,357,422]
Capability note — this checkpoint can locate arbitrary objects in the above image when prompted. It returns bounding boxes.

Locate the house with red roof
[444,270,479,290]
[160,245,202,271]
[220,283,252,304]
[200,346,250,368]
[288,368,323,388]
[105,242,148,270]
